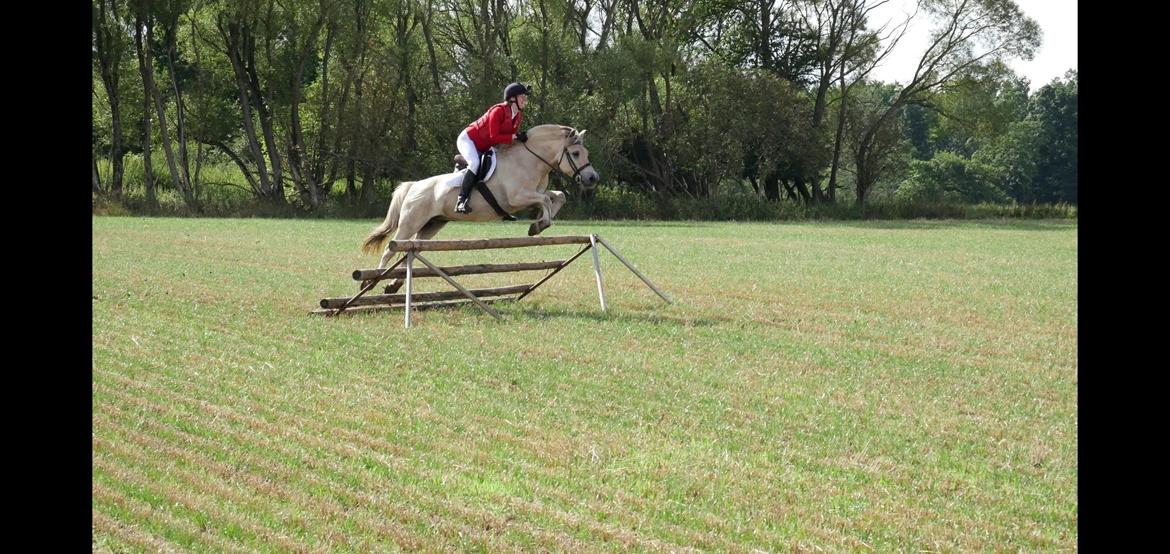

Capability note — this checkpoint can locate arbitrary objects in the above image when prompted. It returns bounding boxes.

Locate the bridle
[523,133,593,184]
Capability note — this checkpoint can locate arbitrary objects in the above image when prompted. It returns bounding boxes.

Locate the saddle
[453,149,495,179]
[452,150,515,221]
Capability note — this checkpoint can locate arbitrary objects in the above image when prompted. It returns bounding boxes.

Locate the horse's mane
[524,124,583,145]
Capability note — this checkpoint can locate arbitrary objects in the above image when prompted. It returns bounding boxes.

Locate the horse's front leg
[514,190,554,236]
[547,190,567,220]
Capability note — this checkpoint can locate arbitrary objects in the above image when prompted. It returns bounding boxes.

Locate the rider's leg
[455,130,481,214]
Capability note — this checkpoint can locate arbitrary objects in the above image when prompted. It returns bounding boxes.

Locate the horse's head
[525,125,601,190]
[559,128,600,190]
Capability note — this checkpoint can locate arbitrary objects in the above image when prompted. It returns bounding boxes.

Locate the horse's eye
[572,152,579,159]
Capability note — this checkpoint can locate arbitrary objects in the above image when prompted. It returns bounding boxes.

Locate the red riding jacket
[465,102,522,151]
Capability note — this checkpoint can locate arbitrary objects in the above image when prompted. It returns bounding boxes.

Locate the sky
[866,0,1078,91]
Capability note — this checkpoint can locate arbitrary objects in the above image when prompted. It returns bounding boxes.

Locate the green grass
[93,217,1077,552]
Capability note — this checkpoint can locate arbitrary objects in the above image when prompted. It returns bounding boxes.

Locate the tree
[922,61,1029,157]
[129,1,157,207]
[844,81,911,200]
[131,0,200,211]
[94,0,128,198]
[973,118,1039,201]
[851,0,1039,203]
[818,0,912,202]
[1028,70,1077,203]
[896,150,1007,202]
[213,0,285,204]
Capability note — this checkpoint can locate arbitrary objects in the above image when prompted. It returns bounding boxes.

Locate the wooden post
[590,235,607,312]
[404,251,414,328]
[595,237,673,304]
[413,253,505,321]
[353,260,565,281]
[320,285,531,309]
[387,235,592,252]
[329,255,406,316]
[515,244,593,302]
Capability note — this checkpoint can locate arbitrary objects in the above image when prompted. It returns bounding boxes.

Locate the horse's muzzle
[578,171,600,189]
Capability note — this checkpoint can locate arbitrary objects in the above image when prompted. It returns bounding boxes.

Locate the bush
[95,155,1075,221]
[895,152,1009,204]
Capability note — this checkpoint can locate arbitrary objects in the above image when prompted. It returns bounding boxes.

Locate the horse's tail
[361,181,412,255]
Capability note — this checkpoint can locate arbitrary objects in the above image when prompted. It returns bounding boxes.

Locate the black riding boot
[455,168,476,214]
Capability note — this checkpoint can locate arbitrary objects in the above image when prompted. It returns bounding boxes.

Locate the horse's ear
[577,130,587,142]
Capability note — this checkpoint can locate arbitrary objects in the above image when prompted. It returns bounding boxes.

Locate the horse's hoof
[528,223,540,236]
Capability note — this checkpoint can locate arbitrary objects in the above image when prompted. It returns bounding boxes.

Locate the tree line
[92,0,1076,215]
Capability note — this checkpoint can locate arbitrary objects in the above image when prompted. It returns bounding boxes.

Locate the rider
[455,82,530,214]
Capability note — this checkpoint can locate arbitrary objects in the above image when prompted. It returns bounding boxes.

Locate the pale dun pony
[360,124,600,292]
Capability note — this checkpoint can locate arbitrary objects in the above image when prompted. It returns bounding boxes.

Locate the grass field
[93,217,1077,552]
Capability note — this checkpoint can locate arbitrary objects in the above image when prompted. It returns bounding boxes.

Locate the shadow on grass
[828,219,1077,232]
[504,304,720,327]
[323,299,720,328]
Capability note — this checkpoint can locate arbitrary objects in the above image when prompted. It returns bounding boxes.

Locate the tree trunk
[358,162,376,208]
[764,172,780,201]
[312,19,337,198]
[596,0,617,50]
[145,15,198,211]
[422,0,442,95]
[758,0,773,69]
[92,152,102,194]
[133,19,157,209]
[288,55,318,208]
[94,0,124,199]
[813,71,833,127]
[222,18,277,202]
[193,142,204,199]
[792,177,811,202]
[855,103,903,204]
[211,141,262,194]
[349,30,367,208]
[538,0,549,117]
[855,150,871,204]
[245,35,286,204]
[827,67,849,202]
[287,8,328,209]
[346,159,357,208]
[163,19,192,192]
[107,91,125,199]
[396,4,417,169]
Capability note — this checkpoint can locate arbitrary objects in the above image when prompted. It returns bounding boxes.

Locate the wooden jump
[313,234,672,327]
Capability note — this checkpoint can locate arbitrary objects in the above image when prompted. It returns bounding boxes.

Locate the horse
[360,124,600,292]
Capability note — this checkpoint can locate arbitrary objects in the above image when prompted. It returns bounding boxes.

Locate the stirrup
[455,196,472,214]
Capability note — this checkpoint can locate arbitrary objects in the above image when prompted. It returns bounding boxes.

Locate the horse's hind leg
[381,217,448,294]
[358,207,433,292]
[359,247,407,291]
[416,218,449,240]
